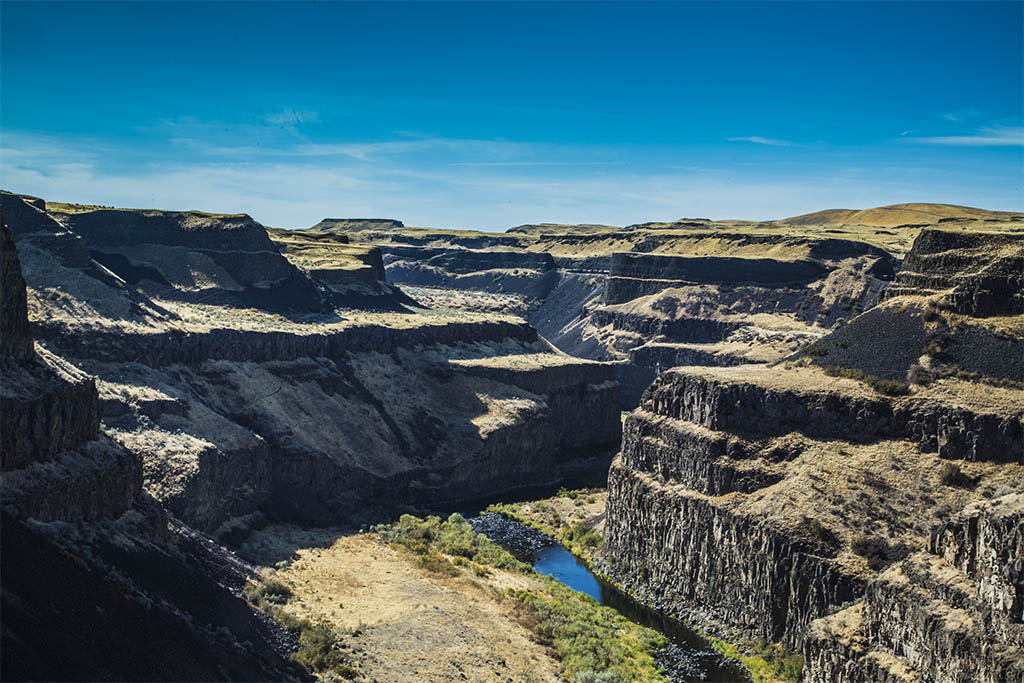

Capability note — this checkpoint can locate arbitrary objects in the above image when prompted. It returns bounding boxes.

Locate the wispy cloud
[262,109,321,126]
[727,136,797,147]
[2,129,1021,230]
[910,125,1024,147]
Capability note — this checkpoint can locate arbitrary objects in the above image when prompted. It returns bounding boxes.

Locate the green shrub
[851,534,894,570]
[290,621,358,679]
[565,522,602,551]
[243,577,293,606]
[804,517,835,545]
[509,578,665,682]
[376,513,531,573]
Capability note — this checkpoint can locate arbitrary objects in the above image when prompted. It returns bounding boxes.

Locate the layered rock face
[5,192,622,538]
[1,206,302,681]
[46,201,327,312]
[884,229,1024,316]
[604,362,1023,652]
[804,494,1024,682]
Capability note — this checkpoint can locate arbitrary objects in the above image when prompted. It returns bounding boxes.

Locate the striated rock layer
[604,362,1023,655]
[5,191,623,537]
[804,493,1024,682]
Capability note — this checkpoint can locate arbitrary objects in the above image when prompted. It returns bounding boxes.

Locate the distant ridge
[778,203,1023,228]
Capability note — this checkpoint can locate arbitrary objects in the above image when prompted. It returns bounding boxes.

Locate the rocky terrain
[2,191,621,538]
[3,190,1021,682]
[324,203,1021,409]
[600,226,1023,680]
[1,213,303,681]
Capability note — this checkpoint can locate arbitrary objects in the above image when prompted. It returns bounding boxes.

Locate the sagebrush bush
[850,534,897,570]
[939,462,974,488]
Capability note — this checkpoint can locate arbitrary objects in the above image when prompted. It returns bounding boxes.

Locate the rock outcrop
[883,229,1024,316]
[804,493,1024,682]
[5,192,623,538]
[0,204,302,681]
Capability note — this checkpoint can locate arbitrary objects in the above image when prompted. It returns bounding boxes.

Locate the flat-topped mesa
[307,217,405,232]
[46,201,327,312]
[804,493,1024,683]
[883,228,1024,316]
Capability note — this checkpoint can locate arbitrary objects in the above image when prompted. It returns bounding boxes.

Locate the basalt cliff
[0,191,623,680]
[601,224,1023,681]
[3,193,1021,682]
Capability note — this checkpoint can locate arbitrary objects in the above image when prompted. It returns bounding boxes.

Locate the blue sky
[2,1,1021,230]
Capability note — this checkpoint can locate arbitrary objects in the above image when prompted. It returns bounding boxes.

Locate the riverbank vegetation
[489,490,805,683]
[376,513,668,682]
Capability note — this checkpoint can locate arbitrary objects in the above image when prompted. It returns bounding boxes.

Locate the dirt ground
[240,526,561,682]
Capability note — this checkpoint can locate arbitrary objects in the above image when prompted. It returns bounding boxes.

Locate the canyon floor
[239,527,562,683]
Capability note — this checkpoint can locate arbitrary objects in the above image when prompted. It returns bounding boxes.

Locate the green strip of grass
[375,513,668,682]
[487,503,804,683]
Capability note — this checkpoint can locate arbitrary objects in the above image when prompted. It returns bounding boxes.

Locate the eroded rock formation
[601,224,1024,678]
[0,207,302,681]
[4,192,622,539]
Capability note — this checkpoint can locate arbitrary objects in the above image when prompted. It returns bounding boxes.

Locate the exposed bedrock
[605,457,863,648]
[604,253,834,304]
[643,369,1023,463]
[619,409,782,495]
[382,245,555,274]
[883,229,1024,317]
[37,316,538,365]
[48,203,327,312]
[77,334,622,532]
[804,493,1024,683]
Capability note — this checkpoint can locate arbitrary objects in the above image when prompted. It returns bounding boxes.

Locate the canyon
[2,192,1022,682]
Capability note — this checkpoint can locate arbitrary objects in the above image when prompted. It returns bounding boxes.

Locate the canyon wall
[0,208,302,681]
[4,192,622,538]
[804,493,1023,682]
[602,227,1024,677]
